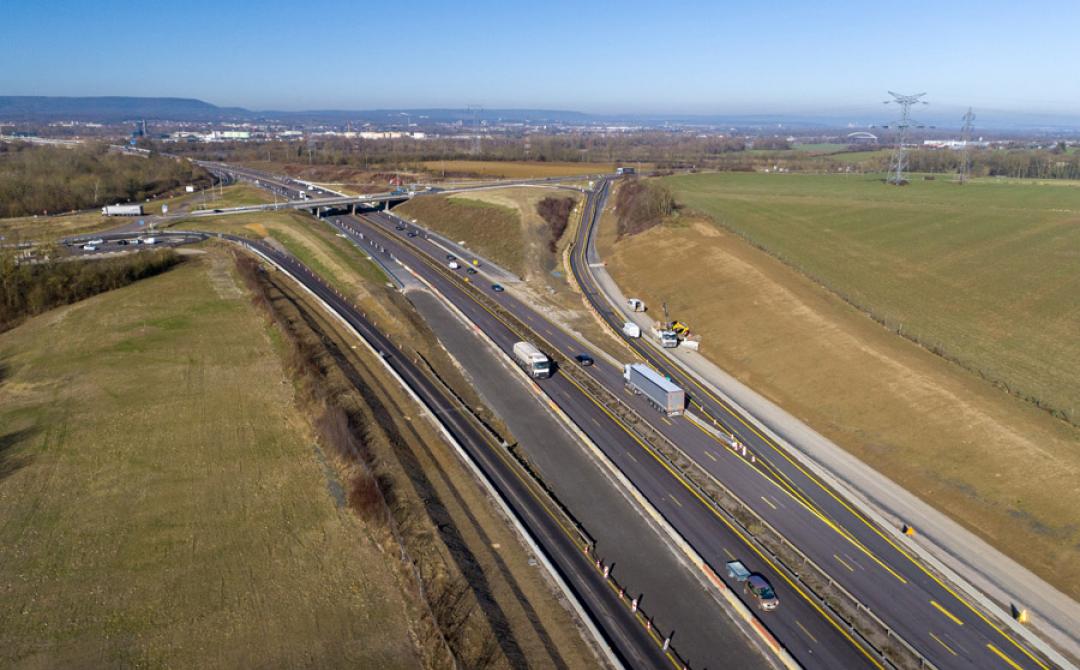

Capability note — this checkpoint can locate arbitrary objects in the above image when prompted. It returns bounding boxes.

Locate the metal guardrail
[567,187,938,670]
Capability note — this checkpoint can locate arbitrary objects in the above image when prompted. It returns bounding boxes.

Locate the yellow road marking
[687,414,908,584]
[795,619,818,644]
[987,643,1024,670]
[930,632,958,656]
[363,211,885,669]
[661,416,673,426]
[834,554,856,572]
[760,496,778,510]
[931,600,964,626]
[705,451,718,462]
[626,451,637,462]
[670,494,683,508]
[570,195,1051,670]
[723,547,736,560]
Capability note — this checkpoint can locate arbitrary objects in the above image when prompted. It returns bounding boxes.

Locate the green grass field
[148,183,275,215]
[664,171,1080,423]
[793,142,849,153]
[0,250,418,667]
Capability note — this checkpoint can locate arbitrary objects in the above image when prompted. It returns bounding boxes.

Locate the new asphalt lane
[214,162,1056,669]
[334,211,874,669]
[570,179,1055,670]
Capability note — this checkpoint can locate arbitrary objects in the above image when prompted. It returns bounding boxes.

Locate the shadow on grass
[0,427,37,484]
[0,358,37,483]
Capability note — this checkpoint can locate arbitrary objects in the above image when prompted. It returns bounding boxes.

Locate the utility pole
[467,105,483,156]
[881,91,929,185]
[959,107,975,184]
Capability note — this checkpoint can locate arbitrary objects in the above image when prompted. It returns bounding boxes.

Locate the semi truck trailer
[512,342,552,379]
[101,204,144,216]
[623,363,685,416]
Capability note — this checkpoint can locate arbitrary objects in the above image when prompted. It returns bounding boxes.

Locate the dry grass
[0,250,420,668]
[603,213,1080,600]
[420,160,617,179]
[395,194,526,276]
[0,210,115,241]
[395,188,614,352]
[253,255,598,669]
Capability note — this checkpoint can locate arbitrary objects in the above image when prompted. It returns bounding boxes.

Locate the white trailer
[102,204,143,216]
[623,363,685,416]
[512,342,552,379]
[622,322,642,338]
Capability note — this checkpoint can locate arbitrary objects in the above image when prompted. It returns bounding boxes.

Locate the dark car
[466,267,478,275]
[574,354,594,367]
[446,254,456,261]
[491,284,505,293]
[407,231,418,237]
[744,574,779,611]
[213,208,223,213]
[395,224,406,231]
[116,239,130,246]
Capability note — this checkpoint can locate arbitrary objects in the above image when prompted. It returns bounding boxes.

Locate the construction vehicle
[670,321,691,337]
[658,301,679,348]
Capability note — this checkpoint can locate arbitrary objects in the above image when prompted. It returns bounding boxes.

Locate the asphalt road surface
[568,179,1055,670]
[333,212,874,670]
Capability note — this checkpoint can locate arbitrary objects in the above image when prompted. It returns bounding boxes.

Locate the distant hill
[1,96,1076,132]
[0,96,250,122]
[0,97,594,125]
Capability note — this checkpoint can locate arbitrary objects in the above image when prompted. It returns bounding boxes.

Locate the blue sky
[3,0,1078,114]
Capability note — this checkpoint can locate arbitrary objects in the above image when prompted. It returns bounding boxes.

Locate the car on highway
[744,574,779,611]
[574,354,594,367]
[395,224,406,231]
[446,253,456,261]
[449,261,460,270]
[466,267,477,275]
[407,231,418,238]
[491,284,505,292]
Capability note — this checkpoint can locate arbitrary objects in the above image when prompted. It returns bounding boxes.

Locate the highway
[209,161,1059,669]
[569,179,1057,670]
[332,211,874,669]
[72,229,675,669]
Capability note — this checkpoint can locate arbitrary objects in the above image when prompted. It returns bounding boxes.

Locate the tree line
[0,142,207,217]
[536,196,576,252]
[0,249,181,331]
[148,135,1080,181]
[614,178,676,238]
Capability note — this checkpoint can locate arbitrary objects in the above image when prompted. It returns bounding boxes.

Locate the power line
[466,105,483,155]
[959,107,976,184]
[880,91,929,185]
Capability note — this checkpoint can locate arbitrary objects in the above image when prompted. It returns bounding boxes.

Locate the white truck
[627,298,646,312]
[623,363,685,416]
[101,204,143,216]
[512,342,552,379]
[622,322,642,338]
